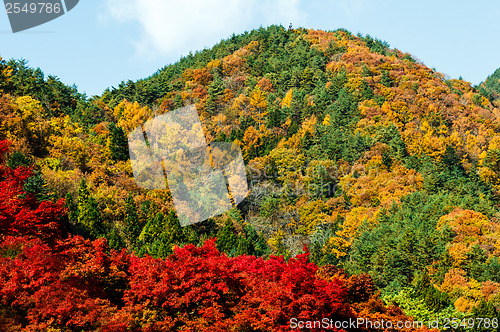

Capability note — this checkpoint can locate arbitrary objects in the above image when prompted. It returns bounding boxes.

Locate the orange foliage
[437,208,500,261]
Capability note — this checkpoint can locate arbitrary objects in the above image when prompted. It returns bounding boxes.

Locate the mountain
[1,25,500,330]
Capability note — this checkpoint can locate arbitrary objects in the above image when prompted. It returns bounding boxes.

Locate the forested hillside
[1,25,500,330]
[480,68,500,106]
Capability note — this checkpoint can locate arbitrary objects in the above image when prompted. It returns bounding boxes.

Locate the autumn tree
[75,178,103,238]
[108,122,129,161]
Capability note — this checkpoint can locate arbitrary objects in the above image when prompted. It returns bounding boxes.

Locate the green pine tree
[164,210,186,245]
[65,192,78,223]
[206,74,225,114]
[106,227,124,250]
[123,193,141,247]
[235,236,250,256]
[217,219,238,255]
[381,70,394,87]
[139,212,164,244]
[77,179,104,238]
[108,122,129,162]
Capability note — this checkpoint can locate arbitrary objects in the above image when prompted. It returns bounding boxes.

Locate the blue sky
[1,0,499,97]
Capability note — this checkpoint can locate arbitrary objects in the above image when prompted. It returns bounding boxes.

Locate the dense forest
[1,25,500,331]
[480,68,500,106]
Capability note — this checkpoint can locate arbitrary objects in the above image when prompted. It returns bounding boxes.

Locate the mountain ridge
[1,25,500,328]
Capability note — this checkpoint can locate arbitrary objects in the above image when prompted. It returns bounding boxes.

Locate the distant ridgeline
[1,24,500,328]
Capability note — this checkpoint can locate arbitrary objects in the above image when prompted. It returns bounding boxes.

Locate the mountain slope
[1,25,500,327]
[479,67,500,105]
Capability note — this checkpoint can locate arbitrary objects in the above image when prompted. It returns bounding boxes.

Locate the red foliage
[0,235,129,331]
[0,140,11,160]
[0,140,410,331]
[121,240,352,331]
[1,235,354,331]
[0,140,65,241]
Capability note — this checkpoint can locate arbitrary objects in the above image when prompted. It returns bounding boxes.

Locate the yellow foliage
[483,166,500,187]
[471,135,486,163]
[207,59,222,71]
[322,114,331,126]
[249,87,268,123]
[0,57,12,92]
[454,297,474,313]
[223,88,234,103]
[327,159,422,257]
[384,100,412,126]
[487,135,500,150]
[0,96,52,152]
[268,229,284,253]
[437,208,493,244]
[441,268,469,296]
[358,99,381,118]
[241,126,261,160]
[282,116,317,149]
[50,135,89,170]
[448,242,470,267]
[15,95,46,118]
[339,161,422,208]
[113,100,152,133]
[438,208,500,263]
[281,89,294,108]
[298,199,331,235]
[305,29,340,53]
[222,42,258,76]
[329,206,376,257]
[478,150,488,166]
[268,147,306,183]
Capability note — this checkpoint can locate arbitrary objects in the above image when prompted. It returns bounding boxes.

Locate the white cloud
[106,0,304,59]
[334,0,367,18]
